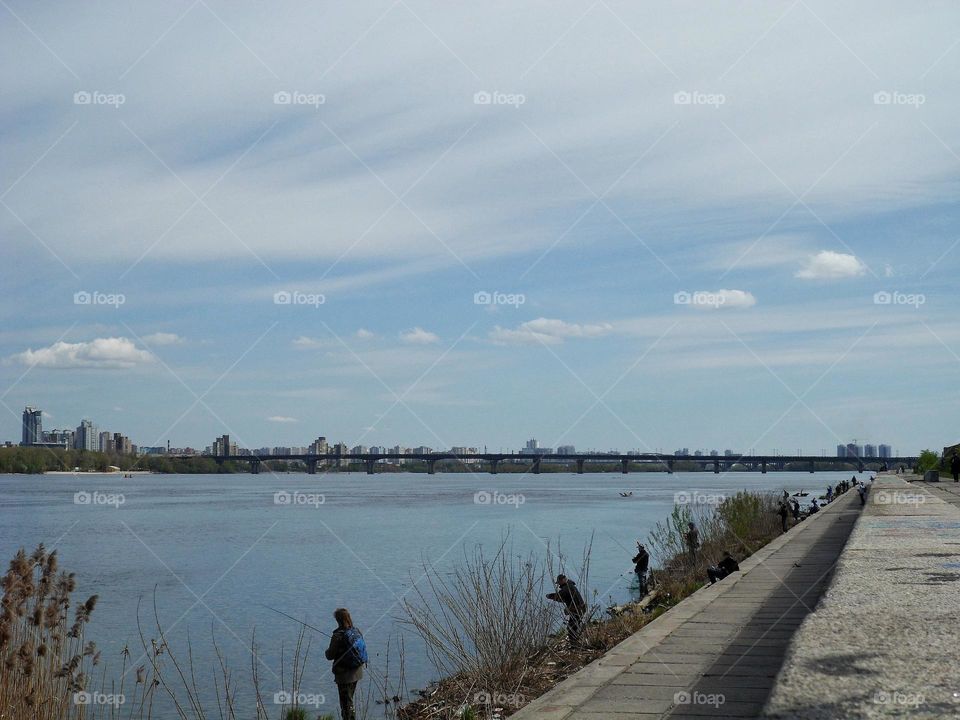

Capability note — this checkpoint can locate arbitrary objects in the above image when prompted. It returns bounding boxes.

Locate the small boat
[792,491,809,497]
[619,491,634,497]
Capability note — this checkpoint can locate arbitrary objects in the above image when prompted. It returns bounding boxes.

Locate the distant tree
[917,449,940,474]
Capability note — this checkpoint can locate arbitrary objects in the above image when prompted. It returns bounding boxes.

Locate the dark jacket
[325,628,365,685]
[718,556,739,575]
[548,580,586,616]
[632,548,649,574]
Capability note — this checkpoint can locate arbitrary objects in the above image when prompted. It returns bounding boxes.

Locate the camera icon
[73,91,92,105]
[273,691,292,704]
[674,491,691,505]
[873,91,892,105]
[474,290,492,305]
[874,490,891,505]
[74,290,92,305]
[474,491,492,505]
[274,491,292,505]
[473,691,492,704]
[874,690,890,704]
[473,90,492,105]
[674,291,691,305]
[273,91,292,105]
[74,491,92,505]
[273,290,292,305]
[73,691,92,705]
[873,291,892,305]
[673,691,691,704]
[673,91,692,105]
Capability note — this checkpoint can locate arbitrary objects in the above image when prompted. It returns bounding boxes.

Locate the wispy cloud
[490,318,613,345]
[400,327,439,345]
[796,251,866,280]
[266,415,298,423]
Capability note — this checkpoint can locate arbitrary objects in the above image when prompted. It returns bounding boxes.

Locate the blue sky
[2,1,959,455]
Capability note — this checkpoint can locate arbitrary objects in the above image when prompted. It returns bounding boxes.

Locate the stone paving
[762,475,960,719]
[511,490,861,719]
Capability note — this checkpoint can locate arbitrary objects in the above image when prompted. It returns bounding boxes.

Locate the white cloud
[490,318,613,345]
[355,329,375,340]
[400,327,439,345]
[143,332,184,345]
[683,289,757,310]
[267,416,298,423]
[796,251,867,280]
[12,337,154,369]
[292,335,325,348]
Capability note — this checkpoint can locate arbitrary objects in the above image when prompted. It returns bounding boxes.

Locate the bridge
[170,452,918,475]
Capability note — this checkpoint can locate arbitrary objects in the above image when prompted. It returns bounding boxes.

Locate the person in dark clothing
[952,454,960,483]
[632,543,650,595]
[858,484,866,505]
[791,498,801,522]
[547,574,587,647]
[324,608,365,720]
[707,551,740,584]
[777,501,789,532]
[685,522,700,563]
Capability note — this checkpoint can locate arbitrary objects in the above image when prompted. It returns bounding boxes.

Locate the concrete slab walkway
[762,475,960,718]
[511,490,861,719]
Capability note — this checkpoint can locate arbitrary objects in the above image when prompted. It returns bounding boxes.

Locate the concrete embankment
[762,474,960,719]
[511,490,862,719]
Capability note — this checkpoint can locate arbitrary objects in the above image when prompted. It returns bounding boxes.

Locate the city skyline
[15,404,901,458]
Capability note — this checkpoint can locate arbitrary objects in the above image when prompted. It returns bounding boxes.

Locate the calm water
[2,470,865,716]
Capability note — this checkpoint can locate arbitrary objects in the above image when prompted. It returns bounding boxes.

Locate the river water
[1,470,866,717]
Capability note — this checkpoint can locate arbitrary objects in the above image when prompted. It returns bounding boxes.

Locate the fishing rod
[260,603,332,638]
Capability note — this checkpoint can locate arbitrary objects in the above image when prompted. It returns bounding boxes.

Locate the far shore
[43,469,155,475]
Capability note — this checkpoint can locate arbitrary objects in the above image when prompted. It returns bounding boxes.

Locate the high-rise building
[837,444,846,458]
[21,406,43,446]
[212,434,237,456]
[557,445,576,455]
[75,420,99,451]
[879,444,892,458]
[113,433,133,455]
[100,431,114,454]
[309,436,329,454]
[864,444,877,458]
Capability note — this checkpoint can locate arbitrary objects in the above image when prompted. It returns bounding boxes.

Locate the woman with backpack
[325,608,367,720]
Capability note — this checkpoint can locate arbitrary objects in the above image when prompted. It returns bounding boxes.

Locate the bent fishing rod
[260,603,332,638]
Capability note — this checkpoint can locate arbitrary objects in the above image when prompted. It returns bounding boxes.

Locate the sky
[2,0,959,456]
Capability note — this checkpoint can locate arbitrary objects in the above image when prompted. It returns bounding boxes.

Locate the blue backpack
[343,628,368,668]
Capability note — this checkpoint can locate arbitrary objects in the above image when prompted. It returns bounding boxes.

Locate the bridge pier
[761,460,767,474]
[576,458,585,474]
[809,460,815,474]
[622,458,630,474]
[714,460,720,474]
[249,459,261,474]
[489,458,499,474]
[858,461,865,473]
[307,459,317,475]
[427,459,436,475]
[667,459,674,474]
[366,458,376,475]
[532,457,541,474]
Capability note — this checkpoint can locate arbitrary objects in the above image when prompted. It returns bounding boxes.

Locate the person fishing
[791,497,801,523]
[546,574,587,647]
[685,522,700,563]
[777,501,789,533]
[632,542,650,595]
[324,608,367,720]
[707,551,740,584]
